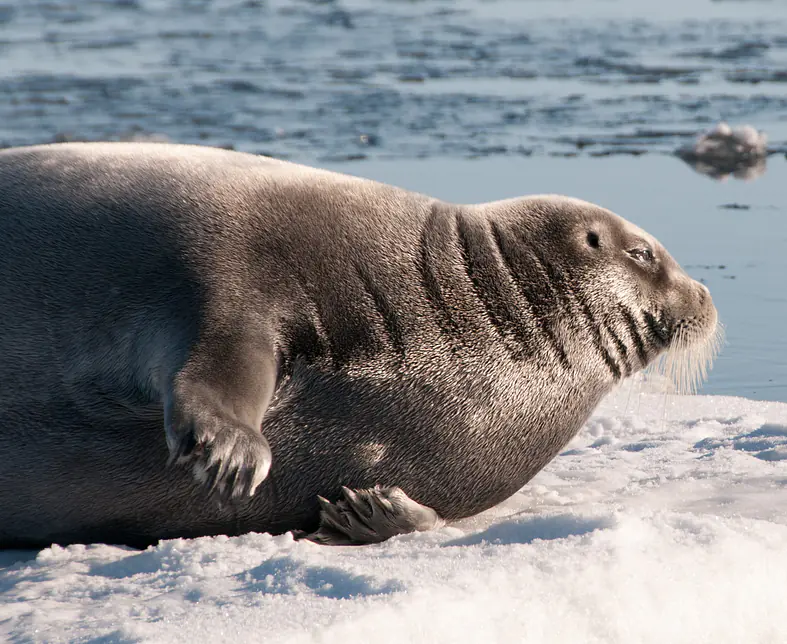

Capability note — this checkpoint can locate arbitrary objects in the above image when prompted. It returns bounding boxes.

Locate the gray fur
[0,142,718,548]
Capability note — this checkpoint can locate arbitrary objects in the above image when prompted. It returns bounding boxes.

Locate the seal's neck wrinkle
[417,203,571,371]
[618,304,651,370]
[490,213,631,384]
[417,201,467,343]
[454,209,541,362]
[555,265,632,382]
[487,217,571,370]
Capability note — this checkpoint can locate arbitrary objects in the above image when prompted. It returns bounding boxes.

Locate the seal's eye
[628,247,654,263]
[586,232,600,248]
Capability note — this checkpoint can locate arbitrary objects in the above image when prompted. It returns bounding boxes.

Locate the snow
[3,387,787,644]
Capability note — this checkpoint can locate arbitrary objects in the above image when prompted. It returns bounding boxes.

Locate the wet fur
[0,143,718,548]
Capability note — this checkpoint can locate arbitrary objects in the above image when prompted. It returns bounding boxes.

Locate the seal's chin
[646,313,723,395]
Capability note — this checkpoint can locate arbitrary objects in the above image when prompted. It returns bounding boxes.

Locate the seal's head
[489,195,721,392]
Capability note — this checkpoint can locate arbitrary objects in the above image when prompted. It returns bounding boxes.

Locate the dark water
[2,0,787,159]
[0,0,784,401]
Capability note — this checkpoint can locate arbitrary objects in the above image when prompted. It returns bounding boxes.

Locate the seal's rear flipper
[298,486,444,546]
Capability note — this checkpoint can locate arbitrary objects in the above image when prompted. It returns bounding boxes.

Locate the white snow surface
[2,387,787,644]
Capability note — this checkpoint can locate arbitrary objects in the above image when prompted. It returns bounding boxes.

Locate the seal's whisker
[646,322,724,395]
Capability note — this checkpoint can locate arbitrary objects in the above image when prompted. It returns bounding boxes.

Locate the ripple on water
[0,0,786,159]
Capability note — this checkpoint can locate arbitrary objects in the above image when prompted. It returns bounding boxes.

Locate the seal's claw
[169,419,271,503]
[300,485,444,546]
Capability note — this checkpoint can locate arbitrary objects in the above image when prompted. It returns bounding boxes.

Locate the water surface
[1,0,787,159]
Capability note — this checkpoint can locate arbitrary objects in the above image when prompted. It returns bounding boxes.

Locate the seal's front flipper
[300,486,444,546]
[164,332,278,504]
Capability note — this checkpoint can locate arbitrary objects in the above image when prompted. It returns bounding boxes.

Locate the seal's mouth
[643,310,671,348]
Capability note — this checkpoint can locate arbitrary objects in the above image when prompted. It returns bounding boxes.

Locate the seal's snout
[659,264,718,345]
[695,280,710,305]
[700,282,717,323]
[688,278,718,342]
[667,280,718,346]
[651,272,722,395]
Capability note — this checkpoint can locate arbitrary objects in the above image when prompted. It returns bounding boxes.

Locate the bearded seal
[0,142,720,548]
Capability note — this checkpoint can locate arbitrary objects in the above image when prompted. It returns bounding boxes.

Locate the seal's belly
[259,364,591,524]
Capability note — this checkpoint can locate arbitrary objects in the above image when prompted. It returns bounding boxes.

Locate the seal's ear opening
[586,231,600,248]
